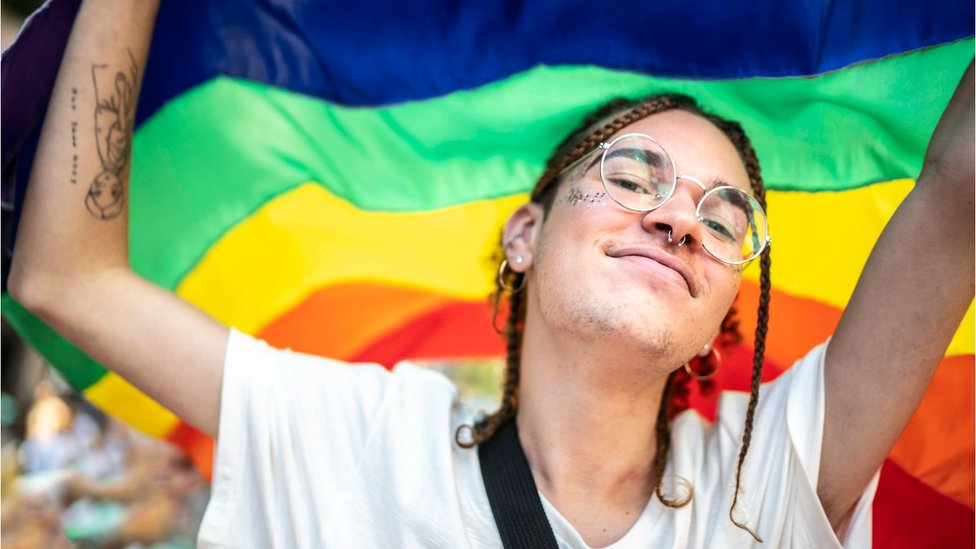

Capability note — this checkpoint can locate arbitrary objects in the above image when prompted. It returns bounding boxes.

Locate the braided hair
[456,94,771,542]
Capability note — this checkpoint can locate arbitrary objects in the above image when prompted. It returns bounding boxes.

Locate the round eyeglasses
[563,133,771,266]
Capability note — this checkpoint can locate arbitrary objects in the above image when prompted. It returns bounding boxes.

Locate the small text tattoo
[70,87,78,184]
[71,121,78,184]
[85,49,138,220]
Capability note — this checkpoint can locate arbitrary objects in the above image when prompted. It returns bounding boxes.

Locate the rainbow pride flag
[2,0,973,545]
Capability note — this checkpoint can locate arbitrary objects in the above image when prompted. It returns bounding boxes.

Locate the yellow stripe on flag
[746,179,973,356]
[179,179,972,355]
[177,183,526,333]
[84,373,180,438]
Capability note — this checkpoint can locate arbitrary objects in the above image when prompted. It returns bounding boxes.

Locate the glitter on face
[565,186,607,208]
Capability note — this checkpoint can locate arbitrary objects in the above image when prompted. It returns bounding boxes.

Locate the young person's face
[508,109,753,367]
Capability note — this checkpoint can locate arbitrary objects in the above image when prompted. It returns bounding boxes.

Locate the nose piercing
[667,229,688,247]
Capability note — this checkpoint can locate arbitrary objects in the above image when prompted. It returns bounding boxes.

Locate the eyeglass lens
[598,134,768,264]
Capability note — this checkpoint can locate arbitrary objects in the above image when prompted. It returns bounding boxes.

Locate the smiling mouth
[607,248,700,297]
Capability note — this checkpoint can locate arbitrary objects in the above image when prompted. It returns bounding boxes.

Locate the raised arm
[7,0,228,437]
[818,61,975,527]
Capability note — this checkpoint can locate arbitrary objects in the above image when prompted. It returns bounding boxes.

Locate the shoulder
[219,328,468,433]
[668,342,829,460]
[715,340,829,458]
[667,342,870,546]
[224,329,457,400]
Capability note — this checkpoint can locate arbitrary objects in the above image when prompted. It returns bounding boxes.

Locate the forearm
[6,0,231,437]
[819,60,974,527]
[8,0,160,306]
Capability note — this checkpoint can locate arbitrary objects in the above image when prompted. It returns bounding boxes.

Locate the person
[6,0,973,546]
[18,381,80,474]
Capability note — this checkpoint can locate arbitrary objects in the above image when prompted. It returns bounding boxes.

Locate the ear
[501,202,544,273]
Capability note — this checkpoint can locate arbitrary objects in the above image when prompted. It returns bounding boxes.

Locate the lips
[607,246,701,297]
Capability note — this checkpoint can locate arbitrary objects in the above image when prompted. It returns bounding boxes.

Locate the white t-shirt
[198,330,878,548]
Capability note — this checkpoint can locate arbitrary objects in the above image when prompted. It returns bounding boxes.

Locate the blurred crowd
[1,379,209,549]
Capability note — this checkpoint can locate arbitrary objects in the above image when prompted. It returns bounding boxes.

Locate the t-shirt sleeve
[715,341,880,548]
[198,328,397,547]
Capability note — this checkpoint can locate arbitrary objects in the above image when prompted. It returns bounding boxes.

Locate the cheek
[708,272,742,322]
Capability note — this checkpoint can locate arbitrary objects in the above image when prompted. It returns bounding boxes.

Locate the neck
[514,310,672,545]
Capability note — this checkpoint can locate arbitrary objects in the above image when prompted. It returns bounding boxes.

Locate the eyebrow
[606,147,668,166]
[706,179,740,191]
[578,146,667,177]
[580,146,752,195]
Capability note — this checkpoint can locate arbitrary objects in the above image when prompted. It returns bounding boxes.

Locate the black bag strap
[479,418,560,549]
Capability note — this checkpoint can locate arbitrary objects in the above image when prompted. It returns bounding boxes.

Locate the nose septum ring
[667,229,688,247]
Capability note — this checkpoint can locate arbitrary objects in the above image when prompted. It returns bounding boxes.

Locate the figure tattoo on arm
[85,49,138,220]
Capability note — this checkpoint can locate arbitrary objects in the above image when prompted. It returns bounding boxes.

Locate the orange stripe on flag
[257,283,501,363]
[350,300,501,364]
[888,355,975,509]
[258,283,451,360]
[736,280,843,368]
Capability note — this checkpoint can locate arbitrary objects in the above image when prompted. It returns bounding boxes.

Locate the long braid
[713,120,772,542]
[456,277,524,448]
[651,372,694,507]
[728,246,771,541]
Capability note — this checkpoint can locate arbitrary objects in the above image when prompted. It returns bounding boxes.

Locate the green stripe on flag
[1,294,108,390]
[131,39,971,291]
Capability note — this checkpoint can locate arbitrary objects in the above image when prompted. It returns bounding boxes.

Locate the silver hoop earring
[684,344,721,381]
[668,229,688,247]
[497,259,527,292]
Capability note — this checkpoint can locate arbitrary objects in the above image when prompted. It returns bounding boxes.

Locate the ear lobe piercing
[515,255,524,265]
[699,342,712,357]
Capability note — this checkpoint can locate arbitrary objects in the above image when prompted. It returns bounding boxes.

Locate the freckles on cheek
[564,185,608,209]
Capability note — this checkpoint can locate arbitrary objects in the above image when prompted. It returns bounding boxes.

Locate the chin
[554,295,681,362]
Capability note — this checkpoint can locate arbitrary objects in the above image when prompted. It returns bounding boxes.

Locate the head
[459,94,771,539]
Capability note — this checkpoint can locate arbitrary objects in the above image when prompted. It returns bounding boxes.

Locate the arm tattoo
[85,49,138,220]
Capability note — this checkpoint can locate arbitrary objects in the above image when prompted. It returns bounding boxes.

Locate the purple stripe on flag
[1,0,81,207]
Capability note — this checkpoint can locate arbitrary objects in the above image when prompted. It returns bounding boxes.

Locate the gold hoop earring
[497,259,526,292]
[683,344,721,381]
